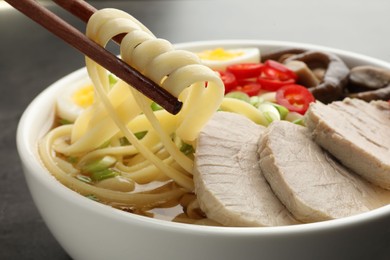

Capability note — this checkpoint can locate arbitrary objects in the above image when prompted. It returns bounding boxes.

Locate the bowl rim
[17,39,390,236]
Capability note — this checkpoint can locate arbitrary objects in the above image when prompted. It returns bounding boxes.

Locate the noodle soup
[18,40,390,260]
[37,8,390,228]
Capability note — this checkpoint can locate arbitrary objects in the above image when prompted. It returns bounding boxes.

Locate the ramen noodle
[39,8,225,224]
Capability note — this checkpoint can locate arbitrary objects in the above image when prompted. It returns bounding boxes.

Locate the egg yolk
[72,85,94,108]
[197,48,244,61]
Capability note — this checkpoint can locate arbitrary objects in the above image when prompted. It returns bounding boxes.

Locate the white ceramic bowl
[17,40,390,260]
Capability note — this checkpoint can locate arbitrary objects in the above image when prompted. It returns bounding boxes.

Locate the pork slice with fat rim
[194,112,297,227]
[305,98,390,189]
[258,120,390,223]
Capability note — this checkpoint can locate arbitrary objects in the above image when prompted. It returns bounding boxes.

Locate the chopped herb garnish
[292,118,305,126]
[134,131,147,140]
[150,102,163,111]
[119,137,131,146]
[249,96,261,107]
[90,169,118,182]
[118,132,147,145]
[85,194,99,201]
[270,103,289,120]
[108,74,118,87]
[58,118,72,125]
[258,103,280,123]
[76,174,92,183]
[225,91,250,103]
[82,156,117,173]
[180,142,194,156]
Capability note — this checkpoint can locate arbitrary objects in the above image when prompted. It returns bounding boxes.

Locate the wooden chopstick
[5,0,183,115]
[52,0,126,47]
[52,0,96,24]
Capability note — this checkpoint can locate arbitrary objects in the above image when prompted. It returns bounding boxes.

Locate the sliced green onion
[108,74,118,87]
[259,92,276,103]
[285,111,304,125]
[225,91,250,103]
[119,132,147,146]
[119,137,131,146]
[270,103,289,120]
[82,156,117,173]
[58,118,72,125]
[134,131,147,140]
[292,118,305,126]
[258,103,281,124]
[85,194,99,201]
[180,142,194,156]
[249,96,261,107]
[76,174,92,184]
[90,169,119,182]
[151,102,163,111]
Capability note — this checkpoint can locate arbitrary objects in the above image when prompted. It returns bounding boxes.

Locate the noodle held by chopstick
[38,8,224,209]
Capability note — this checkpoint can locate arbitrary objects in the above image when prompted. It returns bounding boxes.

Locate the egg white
[199,48,260,71]
[56,79,93,123]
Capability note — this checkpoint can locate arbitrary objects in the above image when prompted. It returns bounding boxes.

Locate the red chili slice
[226,63,263,79]
[262,60,297,81]
[257,77,295,91]
[236,77,256,86]
[232,82,262,97]
[216,70,238,93]
[275,84,315,115]
[257,60,297,91]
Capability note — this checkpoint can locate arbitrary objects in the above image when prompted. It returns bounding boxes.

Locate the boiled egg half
[56,81,95,123]
[197,47,260,70]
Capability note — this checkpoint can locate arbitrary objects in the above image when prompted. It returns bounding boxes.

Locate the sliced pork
[194,112,297,227]
[305,98,390,189]
[258,120,390,223]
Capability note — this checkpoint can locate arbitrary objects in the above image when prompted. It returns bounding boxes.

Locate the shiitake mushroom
[284,51,350,104]
[346,66,390,101]
[262,48,390,103]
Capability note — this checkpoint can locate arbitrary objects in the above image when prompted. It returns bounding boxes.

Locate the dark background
[1,0,390,259]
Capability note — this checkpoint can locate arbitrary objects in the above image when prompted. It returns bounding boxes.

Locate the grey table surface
[1,0,390,259]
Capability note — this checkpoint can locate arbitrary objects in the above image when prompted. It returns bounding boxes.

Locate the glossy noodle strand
[38,8,224,217]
